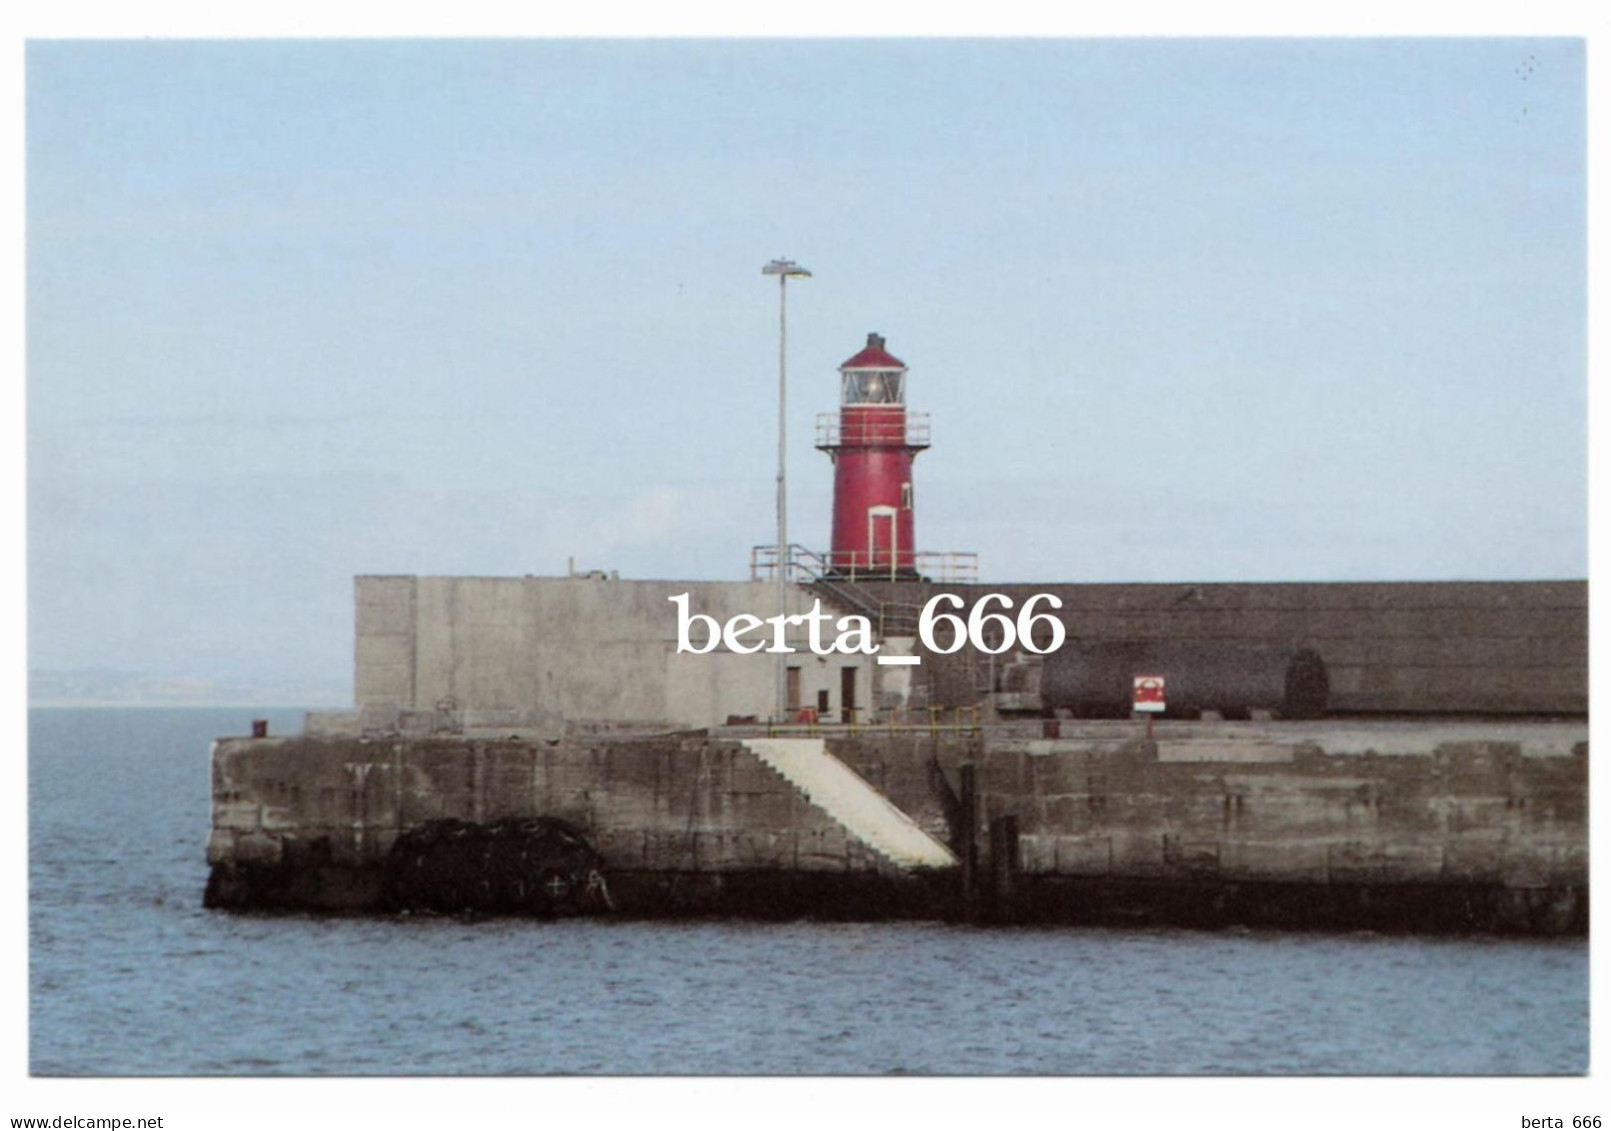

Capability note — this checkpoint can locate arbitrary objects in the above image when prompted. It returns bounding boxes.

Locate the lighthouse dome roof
[840,332,906,370]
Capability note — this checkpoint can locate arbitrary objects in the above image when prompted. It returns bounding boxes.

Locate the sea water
[28,707,1588,1076]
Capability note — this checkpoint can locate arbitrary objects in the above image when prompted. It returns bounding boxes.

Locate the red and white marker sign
[1133,675,1167,713]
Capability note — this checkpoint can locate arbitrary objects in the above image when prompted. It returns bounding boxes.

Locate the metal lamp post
[762,257,811,722]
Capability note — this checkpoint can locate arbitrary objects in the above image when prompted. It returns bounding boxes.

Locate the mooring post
[988,814,1020,923]
[959,761,979,921]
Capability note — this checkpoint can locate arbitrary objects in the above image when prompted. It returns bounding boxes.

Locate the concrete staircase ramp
[740,738,957,870]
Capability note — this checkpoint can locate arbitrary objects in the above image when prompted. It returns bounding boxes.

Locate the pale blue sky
[26,39,1586,697]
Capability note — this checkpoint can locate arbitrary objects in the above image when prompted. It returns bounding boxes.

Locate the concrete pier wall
[353,575,883,729]
[207,720,1587,933]
[349,577,1586,728]
[846,579,1588,715]
[206,729,933,914]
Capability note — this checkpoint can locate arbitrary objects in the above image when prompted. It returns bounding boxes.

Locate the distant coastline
[29,668,347,711]
[28,700,346,710]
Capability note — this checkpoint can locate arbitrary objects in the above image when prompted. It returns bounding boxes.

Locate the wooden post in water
[989,814,1021,923]
[959,761,979,922]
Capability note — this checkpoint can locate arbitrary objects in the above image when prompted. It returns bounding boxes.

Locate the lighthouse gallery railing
[814,412,931,449]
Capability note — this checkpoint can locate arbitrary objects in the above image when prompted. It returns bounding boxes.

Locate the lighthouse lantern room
[816,333,931,579]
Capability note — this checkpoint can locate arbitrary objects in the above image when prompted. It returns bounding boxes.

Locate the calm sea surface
[28,707,1588,1076]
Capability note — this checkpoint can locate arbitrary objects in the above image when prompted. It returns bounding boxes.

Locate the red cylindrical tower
[816,332,930,579]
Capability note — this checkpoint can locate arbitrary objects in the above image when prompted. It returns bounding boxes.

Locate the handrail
[816,412,931,449]
[764,716,984,738]
[748,545,980,648]
[749,545,979,586]
[749,543,832,584]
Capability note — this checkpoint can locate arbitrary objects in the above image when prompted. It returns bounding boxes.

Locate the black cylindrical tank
[1040,642,1328,720]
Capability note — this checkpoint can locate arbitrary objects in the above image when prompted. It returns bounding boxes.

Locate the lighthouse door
[866,505,899,581]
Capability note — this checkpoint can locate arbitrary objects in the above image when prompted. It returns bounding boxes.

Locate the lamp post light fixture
[762,257,811,722]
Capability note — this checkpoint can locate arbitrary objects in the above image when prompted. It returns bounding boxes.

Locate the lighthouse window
[843,370,906,405]
[901,482,913,509]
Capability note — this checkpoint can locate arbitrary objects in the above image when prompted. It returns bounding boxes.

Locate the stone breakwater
[205,720,1587,935]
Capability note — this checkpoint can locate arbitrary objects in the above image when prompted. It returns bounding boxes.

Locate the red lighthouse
[817,333,930,579]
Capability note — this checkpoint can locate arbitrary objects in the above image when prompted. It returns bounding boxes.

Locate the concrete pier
[206,719,1586,934]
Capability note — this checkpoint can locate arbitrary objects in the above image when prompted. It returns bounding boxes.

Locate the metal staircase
[749,544,945,637]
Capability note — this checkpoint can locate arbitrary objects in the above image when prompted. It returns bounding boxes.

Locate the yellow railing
[764,705,983,738]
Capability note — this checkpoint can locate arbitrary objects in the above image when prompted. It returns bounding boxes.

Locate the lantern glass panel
[843,370,905,404]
